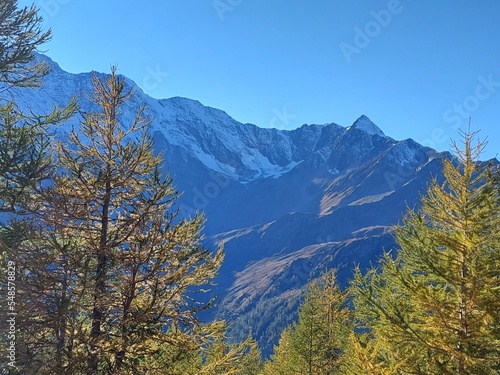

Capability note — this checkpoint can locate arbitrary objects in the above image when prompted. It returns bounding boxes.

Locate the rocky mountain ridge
[5,54,454,355]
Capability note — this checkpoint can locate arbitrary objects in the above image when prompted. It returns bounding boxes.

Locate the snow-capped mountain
[6,54,455,356]
[348,114,385,137]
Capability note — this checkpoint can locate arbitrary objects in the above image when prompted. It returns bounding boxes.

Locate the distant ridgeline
[12,54,495,358]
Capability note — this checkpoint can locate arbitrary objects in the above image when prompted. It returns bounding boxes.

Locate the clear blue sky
[19,0,500,159]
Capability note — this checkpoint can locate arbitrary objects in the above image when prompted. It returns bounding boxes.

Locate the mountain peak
[33,52,61,71]
[351,115,385,137]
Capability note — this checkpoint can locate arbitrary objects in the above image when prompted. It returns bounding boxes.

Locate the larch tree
[1,66,230,374]
[347,131,500,374]
[265,270,352,375]
[176,323,263,375]
[263,327,298,375]
[41,68,225,374]
[0,3,261,373]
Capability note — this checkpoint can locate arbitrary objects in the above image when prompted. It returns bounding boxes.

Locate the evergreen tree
[2,68,228,374]
[178,323,263,375]
[265,271,352,374]
[0,2,75,373]
[58,68,224,374]
[0,0,76,213]
[0,100,76,213]
[347,131,500,374]
[264,328,301,375]
[0,3,261,373]
[0,0,50,89]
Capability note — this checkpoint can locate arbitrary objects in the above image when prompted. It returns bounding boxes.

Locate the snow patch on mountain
[154,97,301,181]
[191,144,237,176]
[350,115,385,137]
[328,167,340,175]
[387,140,420,166]
[5,53,413,185]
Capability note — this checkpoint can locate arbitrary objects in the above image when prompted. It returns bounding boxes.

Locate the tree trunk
[87,172,111,375]
[55,260,68,372]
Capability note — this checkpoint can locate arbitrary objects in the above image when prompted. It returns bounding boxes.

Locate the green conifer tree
[0,0,76,213]
[263,328,298,375]
[265,271,352,374]
[0,2,75,373]
[179,323,263,375]
[0,3,261,374]
[2,68,228,374]
[0,0,50,89]
[348,131,500,374]
[53,68,224,374]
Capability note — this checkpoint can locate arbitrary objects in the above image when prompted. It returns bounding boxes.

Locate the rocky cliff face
[6,54,451,355]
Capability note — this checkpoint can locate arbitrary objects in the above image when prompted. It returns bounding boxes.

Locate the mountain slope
[5,54,464,356]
